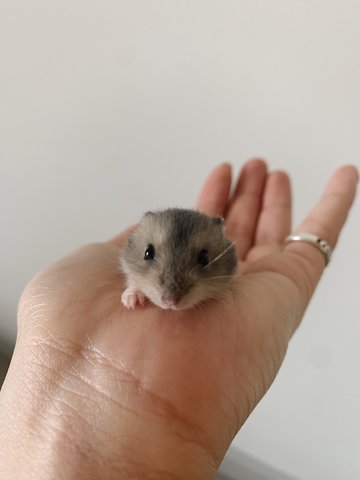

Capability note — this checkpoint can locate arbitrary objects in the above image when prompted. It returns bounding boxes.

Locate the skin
[0,159,358,480]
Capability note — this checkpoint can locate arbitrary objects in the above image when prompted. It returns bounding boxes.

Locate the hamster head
[120,208,237,310]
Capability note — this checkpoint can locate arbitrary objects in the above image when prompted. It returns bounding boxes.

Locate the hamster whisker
[203,242,236,270]
[206,271,243,281]
[206,274,235,280]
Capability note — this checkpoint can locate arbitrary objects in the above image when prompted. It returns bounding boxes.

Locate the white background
[0,1,359,478]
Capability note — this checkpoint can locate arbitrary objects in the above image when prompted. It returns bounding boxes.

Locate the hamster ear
[144,211,155,217]
[212,216,224,226]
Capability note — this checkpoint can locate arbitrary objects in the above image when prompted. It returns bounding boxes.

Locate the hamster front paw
[121,288,146,310]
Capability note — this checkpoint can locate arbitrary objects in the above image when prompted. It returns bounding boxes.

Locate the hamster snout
[159,277,189,306]
[120,208,237,310]
[157,271,197,309]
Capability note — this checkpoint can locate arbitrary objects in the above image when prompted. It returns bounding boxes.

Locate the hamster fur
[120,208,237,310]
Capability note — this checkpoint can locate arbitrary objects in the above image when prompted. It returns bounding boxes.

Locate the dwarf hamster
[120,208,237,310]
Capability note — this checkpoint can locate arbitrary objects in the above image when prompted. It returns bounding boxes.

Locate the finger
[111,163,232,249]
[107,225,137,247]
[285,165,359,271]
[255,171,292,247]
[197,163,232,216]
[225,159,268,259]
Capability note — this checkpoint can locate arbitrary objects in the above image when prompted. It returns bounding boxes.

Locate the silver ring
[285,232,332,266]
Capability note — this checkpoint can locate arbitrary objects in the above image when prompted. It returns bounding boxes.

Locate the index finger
[197,163,232,216]
[107,225,138,247]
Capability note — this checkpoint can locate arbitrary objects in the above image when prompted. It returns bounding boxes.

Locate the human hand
[0,159,357,480]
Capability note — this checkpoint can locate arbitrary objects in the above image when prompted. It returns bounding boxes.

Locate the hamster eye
[144,244,155,260]
[197,249,209,267]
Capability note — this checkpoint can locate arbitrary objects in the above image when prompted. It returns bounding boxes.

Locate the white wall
[1,1,359,478]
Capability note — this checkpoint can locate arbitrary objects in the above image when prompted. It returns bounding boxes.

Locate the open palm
[7,159,357,479]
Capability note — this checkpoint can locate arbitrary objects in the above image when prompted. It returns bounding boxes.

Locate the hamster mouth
[157,299,186,310]
[162,303,189,311]
[148,288,195,310]
[152,295,190,311]
[156,295,201,311]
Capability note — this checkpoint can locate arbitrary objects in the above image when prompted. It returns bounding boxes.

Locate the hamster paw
[121,288,146,309]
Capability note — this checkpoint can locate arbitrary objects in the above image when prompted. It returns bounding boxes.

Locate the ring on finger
[284,232,332,266]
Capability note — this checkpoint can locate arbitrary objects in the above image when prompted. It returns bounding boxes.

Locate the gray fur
[120,208,237,309]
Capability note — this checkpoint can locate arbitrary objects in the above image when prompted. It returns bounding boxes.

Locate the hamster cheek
[183,281,222,308]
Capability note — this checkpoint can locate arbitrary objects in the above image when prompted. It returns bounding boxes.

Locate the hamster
[120,208,237,310]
